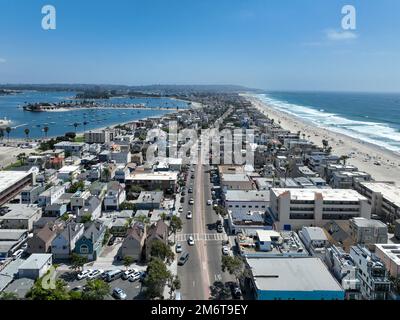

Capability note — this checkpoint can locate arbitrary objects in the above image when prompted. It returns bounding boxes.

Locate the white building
[38,185,66,207]
[221,173,254,192]
[324,245,361,300]
[350,245,391,300]
[224,190,269,215]
[104,182,126,211]
[298,226,329,256]
[84,129,115,144]
[18,253,52,279]
[269,188,371,230]
[0,204,42,230]
[57,165,80,181]
[375,244,400,278]
[355,182,400,222]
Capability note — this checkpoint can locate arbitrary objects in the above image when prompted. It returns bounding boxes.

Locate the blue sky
[0,0,399,92]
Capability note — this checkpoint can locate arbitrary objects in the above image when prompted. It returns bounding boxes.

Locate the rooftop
[375,244,400,265]
[127,171,178,181]
[0,204,41,220]
[225,190,269,202]
[0,171,31,194]
[247,257,343,292]
[350,217,387,228]
[221,173,251,182]
[272,188,367,202]
[18,254,52,270]
[359,182,400,207]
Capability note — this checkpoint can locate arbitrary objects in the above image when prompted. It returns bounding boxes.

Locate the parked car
[122,268,137,280]
[180,197,185,203]
[77,269,93,280]
[12,249,24,260]
[175,243,183,253]
[217,224,224,233]
[107,236,116,246]
[178,252,189,266]
[128,271,142,282]
[188,235,195,246]
[87,269,104,279]
[222,246,229,255]
[104,269,122,282]
[230,283,242,300]
[186,211,192,219]
[188,188,193,193]
[189,198,194,205]
[207,199,212,205]
[178,207,183,213]
[113,288,127,300]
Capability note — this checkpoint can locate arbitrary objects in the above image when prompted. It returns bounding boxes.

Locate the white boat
[0,117,12,129]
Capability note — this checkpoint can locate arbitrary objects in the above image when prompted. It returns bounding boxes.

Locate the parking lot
[57,270,144,300]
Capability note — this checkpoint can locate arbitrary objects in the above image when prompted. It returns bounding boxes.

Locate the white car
[186,211,192,219]
[113,288,127,300]
[128,271,142,282]
[87,269,104,279]
[175,243,183,253]
[122,268,137,280]
[189,198,194,205]
[188,236,195,246]
[207,199,212,205]
[77,269,93,280]
[178,207,183,213]
[222,246,229,255]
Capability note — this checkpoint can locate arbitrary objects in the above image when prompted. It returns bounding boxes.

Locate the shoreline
[242,93,400,185]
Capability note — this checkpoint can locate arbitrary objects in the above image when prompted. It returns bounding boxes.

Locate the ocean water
[0,91,188,139]
[256,91,400,153]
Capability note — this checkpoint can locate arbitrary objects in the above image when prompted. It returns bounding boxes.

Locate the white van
[105,269,122,282]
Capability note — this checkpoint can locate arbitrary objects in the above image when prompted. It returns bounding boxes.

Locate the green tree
[80,214,92,224]
[73,122,79,133]
[221,256,244,281]
[340,155,349,165]
[150,239,174,262]
[0,292,19,300]
[70,253,88,273]
[119,201,136,211]
[24,128,30,141]
[143,257,171,299]
[169,216,183,236]
[81,279,110,300]
[26,277,70,300]
[43,126,49,138]
[67,180,85,193]
[5,126,11,142]
[123,256,134,270]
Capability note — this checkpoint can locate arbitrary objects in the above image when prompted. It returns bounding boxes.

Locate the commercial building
[236,229,308,258]
[227,211,272,234]
[126,171,178,193]
[18,253,53,280]
[375,244,400,278]
[246,257,344,300]
[0,204,42,230]
[221,173,254,192]
[350,245,391,300]
[224,190,269,215]
[355,182,400,222]
[269,188,371,230]
[0,171,34,206]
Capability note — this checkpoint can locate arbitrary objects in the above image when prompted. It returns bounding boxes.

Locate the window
[80,244,89,254]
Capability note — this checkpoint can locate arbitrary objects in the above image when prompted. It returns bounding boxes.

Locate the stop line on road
[175,233,228,242]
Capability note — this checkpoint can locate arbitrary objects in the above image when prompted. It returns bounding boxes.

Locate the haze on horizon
[0,0,400,93]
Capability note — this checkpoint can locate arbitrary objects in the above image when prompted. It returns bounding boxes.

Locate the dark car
[230,283,242,299]
[178,252,189,266]
[107,236,116,246]
[217,224,223,233]
[180,196,185,203]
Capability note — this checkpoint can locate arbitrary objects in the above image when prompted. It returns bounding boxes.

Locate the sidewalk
[163,233,178,300]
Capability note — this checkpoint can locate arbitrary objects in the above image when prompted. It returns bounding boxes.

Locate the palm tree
[83,121,88,133]
[0,129,4,141]
[43,126,49,139]
[73,122,79,133]
[284,162,292,181]
[24,128,30,141]
[5,127,11,142]
[340,155,349,165]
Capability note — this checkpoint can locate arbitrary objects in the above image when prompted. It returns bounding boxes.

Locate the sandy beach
[243,94,400,185]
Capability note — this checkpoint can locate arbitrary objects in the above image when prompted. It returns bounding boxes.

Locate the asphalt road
[179,109,235,300]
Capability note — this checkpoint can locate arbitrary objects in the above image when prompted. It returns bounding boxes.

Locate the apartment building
[269,188,371,230]
[355,182,400,222]
[349,217,388,249]
[350,245,391,300]
[375,244,400,278]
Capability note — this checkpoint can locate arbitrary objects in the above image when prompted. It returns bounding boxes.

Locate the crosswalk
[175,233,228,242]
